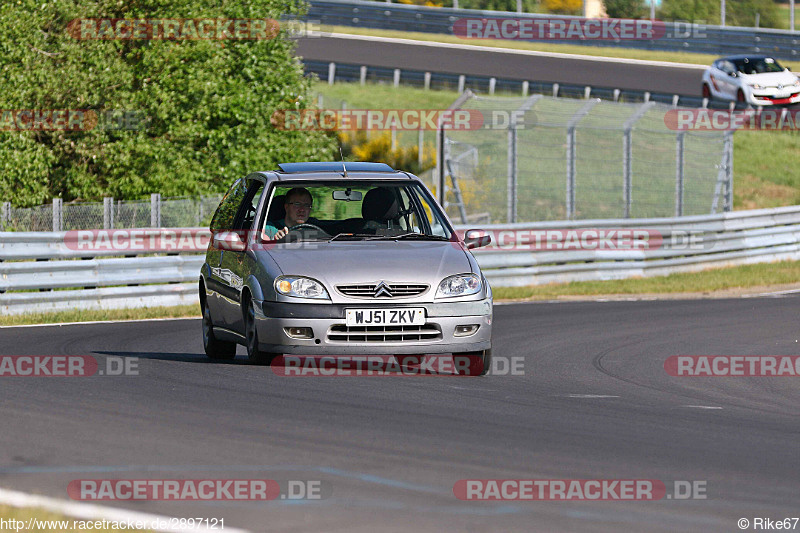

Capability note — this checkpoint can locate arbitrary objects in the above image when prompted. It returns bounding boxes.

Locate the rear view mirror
[333,190,363,201]
[464,229,491,250]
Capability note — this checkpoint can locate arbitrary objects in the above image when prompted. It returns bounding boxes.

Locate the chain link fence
[436,92,733,224]
[0,194,223,232]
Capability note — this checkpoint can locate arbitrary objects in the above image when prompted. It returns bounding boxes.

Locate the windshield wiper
[366,233,450,241]
[328,233,374,242]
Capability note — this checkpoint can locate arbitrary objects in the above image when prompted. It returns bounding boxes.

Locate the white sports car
[702,55,800,106]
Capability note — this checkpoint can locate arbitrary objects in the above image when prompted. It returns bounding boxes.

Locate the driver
[262,187,319,241]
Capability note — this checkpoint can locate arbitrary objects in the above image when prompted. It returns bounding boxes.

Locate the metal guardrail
[306,60,744,110]
[1,205,798,315]
[306,0,800,60]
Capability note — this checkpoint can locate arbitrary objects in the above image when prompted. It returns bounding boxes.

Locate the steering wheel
[288,223,327,233]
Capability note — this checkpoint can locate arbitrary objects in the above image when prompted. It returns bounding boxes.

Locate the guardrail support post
[52,198,62,232]
[327,62,336,85]
[151,193,161,228]
[103,197,114,229]
[553,83,559,97]
[489,77,496,95]
[360,65,367,86]
[393,68,401,88]
[424,71,431,90]
[522,81,529,96]
[675,132,685,216]
[458,75,465,94]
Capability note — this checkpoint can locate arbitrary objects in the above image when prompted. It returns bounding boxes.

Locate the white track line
[0,486,249,532]
[0,317,200,329]
[326,32,708,70]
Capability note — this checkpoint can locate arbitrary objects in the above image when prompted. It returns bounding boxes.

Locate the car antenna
[339,147,348,178]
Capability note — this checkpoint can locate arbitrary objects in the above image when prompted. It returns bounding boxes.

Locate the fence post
[724,131,734,211]
[622,102,656,218]
[52,198,62,232]
[675,132,685,217]
[507,121,517,223]
[151,193,161,228]
[103,197,114,229]
[418,127,424,168]
[565,99,599,220]
[328,62,336,85]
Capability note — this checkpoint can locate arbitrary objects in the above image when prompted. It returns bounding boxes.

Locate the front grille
[337,283,428,299]
[327,324,442,343]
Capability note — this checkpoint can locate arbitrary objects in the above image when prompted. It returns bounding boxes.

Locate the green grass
[314,81,800,215]
[491,260,800,300]
[0,304,199,327]
[319,24,800,71]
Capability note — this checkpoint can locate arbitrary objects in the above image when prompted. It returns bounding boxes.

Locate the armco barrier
[1,205,798,315]
[306,0,800,60]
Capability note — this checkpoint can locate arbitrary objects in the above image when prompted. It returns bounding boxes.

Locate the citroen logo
[374,281,393,298]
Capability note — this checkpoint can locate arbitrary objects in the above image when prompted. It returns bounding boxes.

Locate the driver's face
[284,194,312,226]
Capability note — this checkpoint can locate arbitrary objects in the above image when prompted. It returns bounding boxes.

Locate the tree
[604,0,647,19]
[0,0,335,207]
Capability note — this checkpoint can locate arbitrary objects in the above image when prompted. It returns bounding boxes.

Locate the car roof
[255,161,419,182]
[717,54,775,61]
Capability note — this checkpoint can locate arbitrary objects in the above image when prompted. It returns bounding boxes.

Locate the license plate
[346,308,426,326]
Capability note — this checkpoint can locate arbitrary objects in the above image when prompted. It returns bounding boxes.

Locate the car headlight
[275,276,329,299]
[749,83,763,90]
[436,274,481,298]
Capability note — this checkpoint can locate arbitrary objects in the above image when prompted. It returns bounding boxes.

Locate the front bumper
[253,299,492,355]
[749,89,800,105]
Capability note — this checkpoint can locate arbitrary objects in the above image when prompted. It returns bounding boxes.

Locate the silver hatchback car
[199,162,493,375]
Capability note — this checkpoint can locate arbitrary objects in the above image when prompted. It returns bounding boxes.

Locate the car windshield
[733,57,784,74]
[261,181,453,242]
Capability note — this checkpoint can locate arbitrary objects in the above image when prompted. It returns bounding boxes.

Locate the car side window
[232,179,265,231]
[210,179,248,231]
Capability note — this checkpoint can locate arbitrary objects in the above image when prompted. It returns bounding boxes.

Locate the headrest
[267,194,286,222]
[361,187,399,221]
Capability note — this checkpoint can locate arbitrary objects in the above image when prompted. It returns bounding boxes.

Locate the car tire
[202,298,236,360]
[452,349,492,376]
[244,295,277,365]
[702,84,712,99]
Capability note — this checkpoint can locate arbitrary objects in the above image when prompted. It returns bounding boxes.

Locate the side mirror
[464,229,491,250]
[213,231,246,251]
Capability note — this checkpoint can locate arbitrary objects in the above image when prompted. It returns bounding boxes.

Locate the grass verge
[313,81,800,213]
[0,304,199,327]
[492,260,800,300]
[317,24,800,71]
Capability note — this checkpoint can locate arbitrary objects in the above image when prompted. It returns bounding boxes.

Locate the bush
[0,0,335,207]
[604,0,647,19]
[542,0,583,15]
[338,131,436,176]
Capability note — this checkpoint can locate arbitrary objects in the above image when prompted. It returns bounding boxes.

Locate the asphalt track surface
[1,295,799,532]
[297,34,705,96]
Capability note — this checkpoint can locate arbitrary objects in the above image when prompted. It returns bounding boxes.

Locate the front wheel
[202,299,236,360]
[245,296,277,365]
[452,349,492,376]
